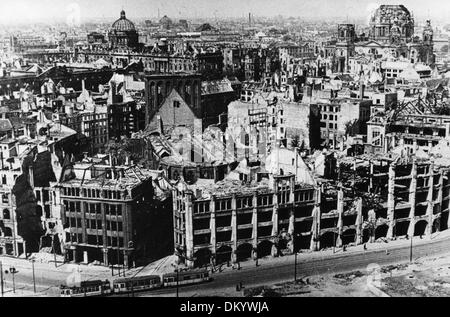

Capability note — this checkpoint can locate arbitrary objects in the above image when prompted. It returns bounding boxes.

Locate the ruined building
[172,174,318,268]
[171,147,450,268]
[51,162,173,268]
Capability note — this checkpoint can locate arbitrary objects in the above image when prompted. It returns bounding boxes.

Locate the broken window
[3,227,12,237]
[1,193,8,204]
[3,209,10,220]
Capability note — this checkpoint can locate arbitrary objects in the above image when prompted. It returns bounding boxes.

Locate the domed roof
[160,15,172,25]
[112,10,136,32]
[371,5,412,25]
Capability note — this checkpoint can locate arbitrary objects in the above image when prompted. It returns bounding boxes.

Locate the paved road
[2,234,450,297]
[133,236,450,297]
[0,259,113,297]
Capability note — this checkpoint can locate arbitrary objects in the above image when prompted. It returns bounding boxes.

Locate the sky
[1,0,450,24]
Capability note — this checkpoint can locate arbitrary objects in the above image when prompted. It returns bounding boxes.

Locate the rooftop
[60,164,153,191]
[188,178,273,200]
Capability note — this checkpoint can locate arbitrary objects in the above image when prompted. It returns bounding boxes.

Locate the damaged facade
[51,161,173,268]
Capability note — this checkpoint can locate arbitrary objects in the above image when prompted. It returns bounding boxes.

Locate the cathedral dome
[112,10,136,32]
[369,5,414,43]
[371,5,412,25]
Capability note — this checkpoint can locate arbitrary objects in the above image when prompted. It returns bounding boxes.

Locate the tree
[291,135,300,148]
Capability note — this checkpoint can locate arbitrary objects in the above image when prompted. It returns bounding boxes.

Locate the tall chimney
[359,83,365,100]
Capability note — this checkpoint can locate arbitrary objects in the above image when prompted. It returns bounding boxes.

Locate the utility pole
[117,247,121,277]
[176,267,179,298]
[31,260,36,293]
[409,235,413,263]
[294,233,300,281]
[0,261,4,297]
[52,236,57,268]
[294,251,298,282]
[333,230,336,254]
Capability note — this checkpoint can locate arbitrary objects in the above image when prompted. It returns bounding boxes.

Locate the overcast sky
[1,0,449,23]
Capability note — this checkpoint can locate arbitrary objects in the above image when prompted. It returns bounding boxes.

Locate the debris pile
[380,264,408,274]
[29,251,64,264]
[333,271,365,285]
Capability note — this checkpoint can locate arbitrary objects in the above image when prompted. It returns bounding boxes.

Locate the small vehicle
[60,280,112,297]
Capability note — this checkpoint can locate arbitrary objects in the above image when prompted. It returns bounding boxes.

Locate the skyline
[0,0,450,24]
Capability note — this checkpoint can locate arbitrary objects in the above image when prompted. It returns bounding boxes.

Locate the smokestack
[359,83,365,100]
[249,13,251,26]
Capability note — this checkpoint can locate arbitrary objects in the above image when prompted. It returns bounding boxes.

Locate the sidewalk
[210,229,450,275]
[1,229,449,297]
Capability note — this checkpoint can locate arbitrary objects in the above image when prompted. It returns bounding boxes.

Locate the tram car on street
[60,269,212,296]
[60,280,112,297]
[112,275,162,294]
[162,269,211,288]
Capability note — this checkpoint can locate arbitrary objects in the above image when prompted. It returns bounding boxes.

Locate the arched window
[3,227,12,237]
[3,209,10,220]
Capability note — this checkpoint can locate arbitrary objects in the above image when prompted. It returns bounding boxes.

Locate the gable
[148,88,199,134]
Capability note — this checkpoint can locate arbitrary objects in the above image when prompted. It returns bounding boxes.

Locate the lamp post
[52,236,57,268]
[176,267,179,298]
[117,247,121,277]
[0,261,4,297]
[294,251,298,282]
[31,260,36,293]
[294,233,300,282]
[409,235,413,263]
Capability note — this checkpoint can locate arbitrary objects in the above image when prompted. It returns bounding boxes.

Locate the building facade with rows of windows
[173,174,320,268]
[51,163,156,268]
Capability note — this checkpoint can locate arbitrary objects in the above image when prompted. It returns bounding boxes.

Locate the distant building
[87,32,106,45]
[108,10,139,49]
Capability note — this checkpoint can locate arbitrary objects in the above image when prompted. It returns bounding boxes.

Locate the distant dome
[112,10,136,32]
[369,4,414,43]
[196,23,215,32]
[371,5,412,25]
[160,15,172,25]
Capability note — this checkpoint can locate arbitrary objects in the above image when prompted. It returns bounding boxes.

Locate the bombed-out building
[51,162,173,268]
[173,174,319,268]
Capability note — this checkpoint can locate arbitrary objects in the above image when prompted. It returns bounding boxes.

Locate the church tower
[335,24,356,73]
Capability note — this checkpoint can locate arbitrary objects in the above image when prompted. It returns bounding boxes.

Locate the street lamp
[0,261,4,297]
[294,251,298,282]
[409,234,413,263]
[294,233,300,282]
[176,267,179,298]
[52,236,57,268]
[31,260,36,293]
